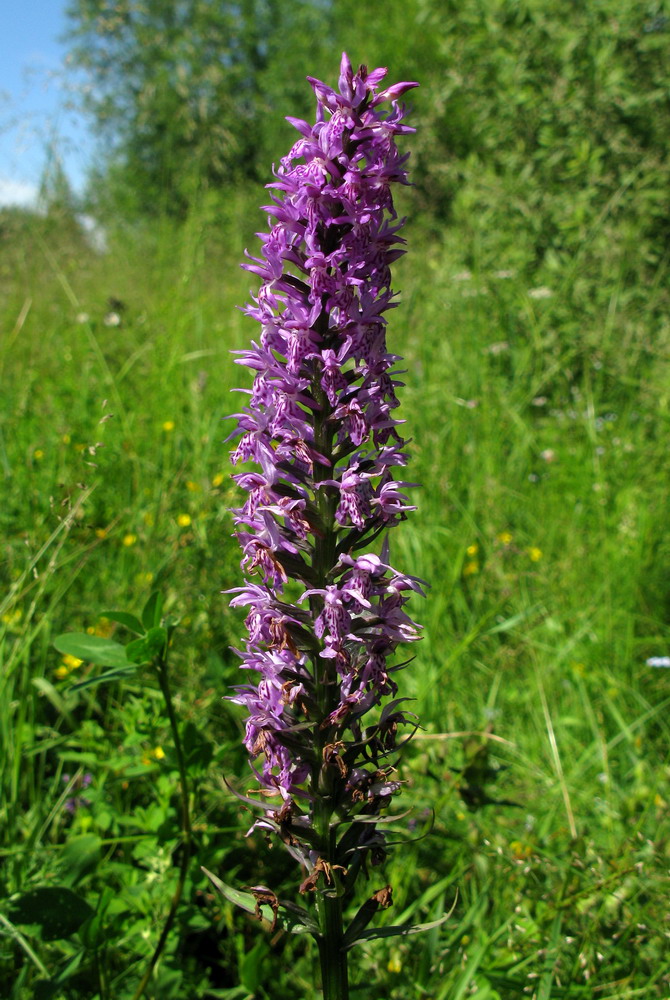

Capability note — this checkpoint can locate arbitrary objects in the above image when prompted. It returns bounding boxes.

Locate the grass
[1,196,669,999]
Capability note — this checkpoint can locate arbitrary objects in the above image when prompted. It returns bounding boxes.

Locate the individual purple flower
[62,772,93,814]
[225,54,420,996]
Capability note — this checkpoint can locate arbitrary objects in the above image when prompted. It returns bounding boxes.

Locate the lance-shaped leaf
[343,911,454,951]
[202,868,318,935]
[141,590,163,630]
[341,885,393,946]
[68,665,138,692]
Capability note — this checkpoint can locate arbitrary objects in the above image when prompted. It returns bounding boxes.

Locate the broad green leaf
[202,868,317,935]
[53,633,131,668]
[59,835,102,887]
[8,886,94,941]
[126,626,167,664]
[141,590,163,630]
[100,610,145,635]
[145,625,167,656]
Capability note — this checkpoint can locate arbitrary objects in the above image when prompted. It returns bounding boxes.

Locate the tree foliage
[65,0,333,215]
[67,0,670,292]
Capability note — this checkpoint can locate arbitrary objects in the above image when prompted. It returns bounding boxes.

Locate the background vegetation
[2,1,669,997]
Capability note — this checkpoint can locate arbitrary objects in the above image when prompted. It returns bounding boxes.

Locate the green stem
[316,892,349,1000]
[314,803,350,1000]
[0,911,49,977]
[130,653,192,1000]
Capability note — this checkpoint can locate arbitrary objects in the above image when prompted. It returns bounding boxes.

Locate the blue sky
[0,1,93,206]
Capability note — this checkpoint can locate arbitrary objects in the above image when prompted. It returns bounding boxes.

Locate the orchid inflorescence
[223,52,423,997]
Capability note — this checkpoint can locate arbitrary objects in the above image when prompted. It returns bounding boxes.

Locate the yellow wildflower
[122,533,138,547]
[162,420,175,432]
[177,513,192,528]
[54,665,69,680]
[463,560,479,576]
[153,746,166,760]
[34,449,44,460]
[466,543,478,557]
[212,473,224,488]
[186,480,201,492]
[88,622,113,637]
[62,654,83,670]
[95,527,107,539]
[387,952,402,974]
[528,546,543,562]
[497,531,513,546]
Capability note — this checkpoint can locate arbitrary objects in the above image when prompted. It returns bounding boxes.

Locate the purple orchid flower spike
[225,54,422,1000]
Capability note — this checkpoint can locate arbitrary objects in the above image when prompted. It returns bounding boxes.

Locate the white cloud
[0,177,38,208]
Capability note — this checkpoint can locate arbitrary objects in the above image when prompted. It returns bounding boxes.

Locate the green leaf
[30,677,76,724]
[145,625,167,656]
[342,892,387,948]
[68,666,138,692]
[8,887,94,941]
[141,590,163,630]
[100,610,145,635]
[202,868,317,935]
[59,835,102,887]
[126,626,167,664]
[53,633,131,668]
[239,937,268,993]
[344,913,452,951]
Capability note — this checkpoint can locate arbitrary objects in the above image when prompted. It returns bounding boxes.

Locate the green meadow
[2,2,670,996]
[2,191,669,998]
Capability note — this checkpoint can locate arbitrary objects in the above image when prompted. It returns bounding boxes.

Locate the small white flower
[647,656,670,668]
[528,286,553,300]
[485,341,509,355]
